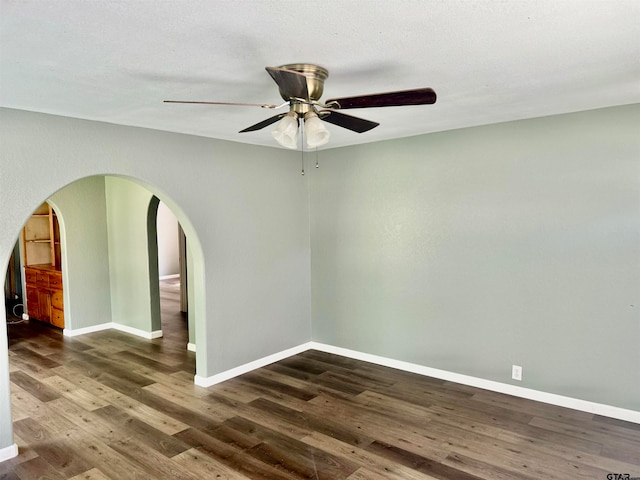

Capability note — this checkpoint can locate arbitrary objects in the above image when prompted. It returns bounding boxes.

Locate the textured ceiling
[1,0,639,150]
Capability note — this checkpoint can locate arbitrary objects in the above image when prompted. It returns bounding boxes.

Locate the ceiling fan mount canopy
[275,63,328,102]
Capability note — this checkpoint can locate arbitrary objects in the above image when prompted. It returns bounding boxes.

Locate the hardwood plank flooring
[2,278,639,479]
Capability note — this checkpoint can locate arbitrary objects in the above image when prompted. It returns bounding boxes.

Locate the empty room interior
[1,1,639,479]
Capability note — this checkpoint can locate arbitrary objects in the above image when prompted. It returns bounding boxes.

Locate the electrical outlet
[512,365,522,381]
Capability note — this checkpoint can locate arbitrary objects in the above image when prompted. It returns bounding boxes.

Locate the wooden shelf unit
[22,203,64,328]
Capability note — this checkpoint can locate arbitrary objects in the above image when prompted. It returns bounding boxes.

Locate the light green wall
[0,108,312,452]
[105,176,158,332]
[310,104,640,411]
[0,176,113,449]
[1,104,638,455]
[0,108,312,375]
[48,176,112,330]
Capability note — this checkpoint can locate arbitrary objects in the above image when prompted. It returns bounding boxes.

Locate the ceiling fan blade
[239,113,288,133]
[164,100,280,109]
[326,87,436,109]
[318,110,379,133]
[266,66,309,100]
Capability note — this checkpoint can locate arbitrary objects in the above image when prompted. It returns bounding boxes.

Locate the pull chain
[315,147,319,168]
[300,119,305,175]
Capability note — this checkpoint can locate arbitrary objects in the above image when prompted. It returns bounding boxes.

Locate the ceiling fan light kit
[302,111,330,148]
[271,111,299,149]
[165,63,436,149]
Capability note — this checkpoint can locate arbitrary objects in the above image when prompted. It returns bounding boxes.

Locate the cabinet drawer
[49,273,62,289]
[36,272,49,288]
[38,291,51,321]
[25,269,38,285]
[51,308,64,328]
[26,286,40,318]
[50,290,64,310]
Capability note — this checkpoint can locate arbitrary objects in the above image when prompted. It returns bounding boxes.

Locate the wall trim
[194,342,313,387]
[309,342,640,425]
[111,324,163,339]
[192,341,640,424]
[64,322,162,340]
[0,443,18,463]
[63,322,112,337]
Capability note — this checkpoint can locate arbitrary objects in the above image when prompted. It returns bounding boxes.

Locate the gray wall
[48,176,113,330]
[1,104,638,454]
[310,104,640,411]
[105,176,157,332]
[0,108,312,451]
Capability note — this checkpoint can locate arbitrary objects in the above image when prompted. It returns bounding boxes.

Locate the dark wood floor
[2,280,639,479]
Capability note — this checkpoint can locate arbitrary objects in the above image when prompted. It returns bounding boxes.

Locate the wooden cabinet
[24,265,64,328]
[24,266,64,328]
[22,202,64,328]
[23,203,61,268]
[50,289,65,328]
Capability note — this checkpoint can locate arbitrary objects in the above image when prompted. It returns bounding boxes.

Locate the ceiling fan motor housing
[278,63,328,102]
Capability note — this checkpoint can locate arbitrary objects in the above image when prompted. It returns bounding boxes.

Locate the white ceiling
[1,0,639,150]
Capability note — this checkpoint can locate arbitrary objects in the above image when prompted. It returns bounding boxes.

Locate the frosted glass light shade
[304,113,330,148]
[272,113,299,149]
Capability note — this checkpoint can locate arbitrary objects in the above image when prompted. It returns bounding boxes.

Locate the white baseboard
[192,340,640,424]
[0,443,18,462]
[187,343,196,352]
[63,322,112,337]
[309,342,640,425]
[194,342,313,387]
[111,323,163,339]
[64,322,162,340]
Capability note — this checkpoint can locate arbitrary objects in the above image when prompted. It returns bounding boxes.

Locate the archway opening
[148,196,194,353]
[3,174,206,374]
[1,173,209,463]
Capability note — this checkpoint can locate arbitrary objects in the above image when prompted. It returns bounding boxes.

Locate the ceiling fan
[165,63,436,149]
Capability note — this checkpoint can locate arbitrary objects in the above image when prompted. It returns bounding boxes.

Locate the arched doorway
[0,176,207,458]
[148,195,194,352]
[3,174,206,370]
[1,174,209,462]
